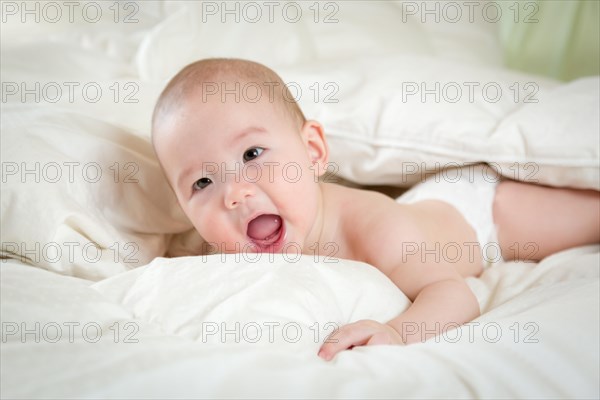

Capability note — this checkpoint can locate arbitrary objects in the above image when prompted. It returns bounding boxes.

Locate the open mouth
[246,214,285,251]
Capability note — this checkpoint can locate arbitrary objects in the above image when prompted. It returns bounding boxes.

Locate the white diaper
[396,164,504,268]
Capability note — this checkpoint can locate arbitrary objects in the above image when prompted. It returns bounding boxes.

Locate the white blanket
[1,247,598,398]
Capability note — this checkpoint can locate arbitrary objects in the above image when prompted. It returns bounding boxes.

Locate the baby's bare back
[322,183,484,282]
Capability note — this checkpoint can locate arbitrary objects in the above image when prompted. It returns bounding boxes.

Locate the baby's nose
[224,180,254,209]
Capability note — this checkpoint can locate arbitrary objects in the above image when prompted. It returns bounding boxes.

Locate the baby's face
[155,87,327,254]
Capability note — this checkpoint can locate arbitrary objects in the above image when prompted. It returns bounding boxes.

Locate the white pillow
[284,55,599,189]
[3,1,595,280]
[0,105,193,280]
[92,254,410,347]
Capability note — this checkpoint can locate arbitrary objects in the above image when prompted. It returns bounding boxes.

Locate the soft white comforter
[2,246,598,398]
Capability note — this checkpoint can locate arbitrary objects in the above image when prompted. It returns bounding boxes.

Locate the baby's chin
[204,228,299,256]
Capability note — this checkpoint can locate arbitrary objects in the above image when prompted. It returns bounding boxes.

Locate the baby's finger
[317,324,372,361]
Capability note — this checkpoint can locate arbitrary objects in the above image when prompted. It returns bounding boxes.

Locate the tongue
[247,214,282,241]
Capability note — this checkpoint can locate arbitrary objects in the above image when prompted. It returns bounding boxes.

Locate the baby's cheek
[283,180,319,227]
[199,211,242,244]
[186,208,220,241]
[198,225,240,251]
[278,162,315,188]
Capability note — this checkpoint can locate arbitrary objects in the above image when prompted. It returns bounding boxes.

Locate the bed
[1,1,599,398]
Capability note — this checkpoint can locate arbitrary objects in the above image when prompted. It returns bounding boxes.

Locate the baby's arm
[318,201,481,360]
[387,273,479,344]
[318,262,479,360]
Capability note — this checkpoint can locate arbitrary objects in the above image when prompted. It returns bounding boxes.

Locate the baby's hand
[317,319,403,361]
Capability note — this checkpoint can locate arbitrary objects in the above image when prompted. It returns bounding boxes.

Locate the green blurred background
[500,0,599,81]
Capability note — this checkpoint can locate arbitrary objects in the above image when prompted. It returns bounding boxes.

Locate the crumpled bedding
[1,1,599,398]
[2,247,598,398]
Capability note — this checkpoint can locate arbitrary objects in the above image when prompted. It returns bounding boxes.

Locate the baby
[151,58,600,361]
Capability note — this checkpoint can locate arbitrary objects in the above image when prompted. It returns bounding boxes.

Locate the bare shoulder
[330,185,483,299]
[328,185,426,269]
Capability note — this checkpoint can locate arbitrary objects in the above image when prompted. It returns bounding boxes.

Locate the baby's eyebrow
[231,126,268,144]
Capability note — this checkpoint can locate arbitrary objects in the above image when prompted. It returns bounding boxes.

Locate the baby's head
[152,58,330,254]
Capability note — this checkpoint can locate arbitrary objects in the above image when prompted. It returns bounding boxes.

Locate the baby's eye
[243,147,264,163]
[192,177,212,191]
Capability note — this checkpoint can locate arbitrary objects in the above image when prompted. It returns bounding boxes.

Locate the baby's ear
[300,120,330,176]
